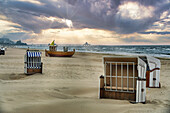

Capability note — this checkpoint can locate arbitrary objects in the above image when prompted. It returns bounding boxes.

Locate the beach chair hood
[27,51,41,57]
[147,56,161,70]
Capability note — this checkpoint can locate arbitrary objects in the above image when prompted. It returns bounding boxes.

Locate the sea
[14,44,170,58]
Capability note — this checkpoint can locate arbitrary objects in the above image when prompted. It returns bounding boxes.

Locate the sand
[0,48,170,113]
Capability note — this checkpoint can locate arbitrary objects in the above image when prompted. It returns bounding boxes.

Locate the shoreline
[8,47,170,60]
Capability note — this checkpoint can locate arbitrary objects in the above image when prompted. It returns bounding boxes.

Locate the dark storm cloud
[64,0,170,34]
[114,0,170,34]
[139,31,170,35]
[0,0,69,33]
[0,0,169,34]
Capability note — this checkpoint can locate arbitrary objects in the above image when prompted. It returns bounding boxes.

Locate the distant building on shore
[83,42,91,46]
[15,40,27,45]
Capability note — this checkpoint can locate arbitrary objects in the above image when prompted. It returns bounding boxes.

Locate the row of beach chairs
[99,56,161,104]
[24,50,161,104]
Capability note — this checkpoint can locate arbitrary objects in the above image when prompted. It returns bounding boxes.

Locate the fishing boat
[45,40,75,57]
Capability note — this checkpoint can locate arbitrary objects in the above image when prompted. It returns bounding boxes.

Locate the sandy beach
[0,48,170,113]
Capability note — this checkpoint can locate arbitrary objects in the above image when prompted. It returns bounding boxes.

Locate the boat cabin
[100,56,147,103]
[49,45,57,51]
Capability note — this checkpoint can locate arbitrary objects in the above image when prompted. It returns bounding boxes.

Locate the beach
[0,48,170,113]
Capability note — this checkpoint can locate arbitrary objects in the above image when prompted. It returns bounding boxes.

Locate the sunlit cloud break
[117,1,154,20]
[62,18,73,28]
[0,0,169,44]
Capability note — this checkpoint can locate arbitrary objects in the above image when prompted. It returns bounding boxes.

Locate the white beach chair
[146,56,161,88]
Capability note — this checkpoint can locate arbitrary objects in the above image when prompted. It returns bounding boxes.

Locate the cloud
[114,2,155,33]
[1,32,33,41]
[0,0,169,44]
[121,35,170,44]
[0,1,67,33]
[0,0,169,33]
[24,28,122,44]
[62,19,73,28]
[122,36,153,43]
[139,31,170,35]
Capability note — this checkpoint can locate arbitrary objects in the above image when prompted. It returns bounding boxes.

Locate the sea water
[15,45,170,58]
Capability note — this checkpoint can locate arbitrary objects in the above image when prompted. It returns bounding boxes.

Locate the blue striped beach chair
[24,50,43,75]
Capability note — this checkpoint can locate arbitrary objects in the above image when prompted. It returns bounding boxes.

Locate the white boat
[83,42,91,46]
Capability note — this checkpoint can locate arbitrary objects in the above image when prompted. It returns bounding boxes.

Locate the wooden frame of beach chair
[24,50,43,75]
[99,56,147,103]
[139,56,161,88]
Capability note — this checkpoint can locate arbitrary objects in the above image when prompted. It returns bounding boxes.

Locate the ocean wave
[14,45,170,58]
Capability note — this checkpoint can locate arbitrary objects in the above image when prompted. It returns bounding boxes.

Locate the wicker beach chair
[24,50,43,75]
[99,56,147,103]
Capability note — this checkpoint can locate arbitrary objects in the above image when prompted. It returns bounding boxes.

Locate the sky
[0,0,170,45]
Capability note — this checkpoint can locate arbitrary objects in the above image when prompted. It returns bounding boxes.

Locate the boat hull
[45,50,75,57]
